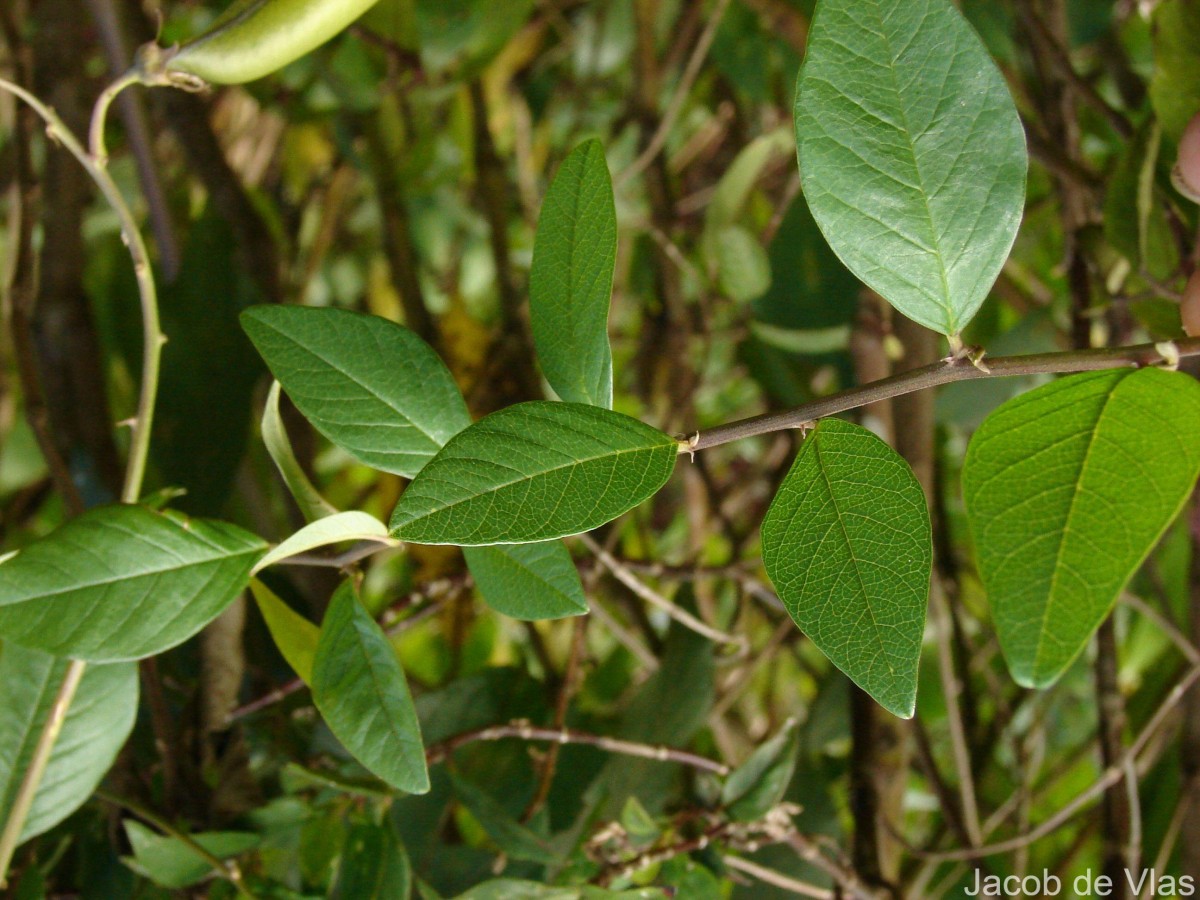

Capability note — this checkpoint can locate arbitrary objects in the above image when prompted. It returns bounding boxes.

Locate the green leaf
[464,542,588,620]
[450,773,560,864]
[253,511,395,575]
[1150,0,1200,141]
[720,718,799,821]
[331,824,412,900]
[242,306,471,477]
[250,580,319,685]
[530,140,617,408]
[0,505,266,661]
[122,821,258,889]
[713,225,771,302]
[963,368,1200,687]
[262,380,338,522]
[312,581,430,794]
[761,420,931,717]
[0,643,137,842]
[389,402,677,545]
[794,0,1026,336]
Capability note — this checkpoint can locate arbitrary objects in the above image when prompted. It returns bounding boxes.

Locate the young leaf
[389,402,677,545]
[450,773,560,864]
[0,505,266,661]
[464,541,588,620]
[761,420,931,718]
[963,368,1200,687]
[250,580,319,684]
[122,821,258,889]
[262,380,338,522]
[720,718,799,822]
[242,306,471,477]
[794,0,1026,336]
[0,642,137,842]
[529,139,616,409]
[253,510,395,575]
[312,581,430,794]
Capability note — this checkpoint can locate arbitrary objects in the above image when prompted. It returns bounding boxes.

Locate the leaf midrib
[812,432,898,682]
[1030,387,1119,680]
[861,0,956,331]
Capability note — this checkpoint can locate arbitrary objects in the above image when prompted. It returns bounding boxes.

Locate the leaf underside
[794,0,1026,336]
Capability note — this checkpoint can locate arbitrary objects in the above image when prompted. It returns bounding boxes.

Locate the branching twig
[581,533,747,649]
[686,339,1200,452]
[424,718,729,775]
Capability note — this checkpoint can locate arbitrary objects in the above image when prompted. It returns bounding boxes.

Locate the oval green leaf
[0,642,137,842]
[242,306,470,478]
[530,139,617,408]
[389,402,677,545]
[761,419,931,718]
[312,581,430,794]
[794,0,1026,336]
[464,541,588,620]
[963,368,1200,688]
[0,505,266,661]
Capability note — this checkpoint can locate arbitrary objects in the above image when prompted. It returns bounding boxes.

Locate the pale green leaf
[963,368,1200,687]
[0,505,265,661]
[761,419,931,717]
[464,541,588,620]
[703,127,793,235]
[794,0,1026,335]
[250,580,319,685]
[122,821,258,889]
[530,140,616,408]
[262,380,338,522]
[0,642,136,842]
[713,225,771,302]
[242,306,470,477]
[312,581,430,794]
[253,511,395,575]
[389,402,677,545]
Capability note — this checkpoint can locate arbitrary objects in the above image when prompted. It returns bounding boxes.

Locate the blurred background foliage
[2,0,1200,896]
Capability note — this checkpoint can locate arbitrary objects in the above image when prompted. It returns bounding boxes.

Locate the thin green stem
[94,790,256,898]
[685,337,1200,452]
[0,73,160,885]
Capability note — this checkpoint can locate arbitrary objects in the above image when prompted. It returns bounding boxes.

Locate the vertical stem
[0,73,163,883]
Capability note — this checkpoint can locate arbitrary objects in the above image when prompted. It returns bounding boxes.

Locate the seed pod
[1182,269,1200,338]
[1173,110,1200,204]
[163,0,382,85]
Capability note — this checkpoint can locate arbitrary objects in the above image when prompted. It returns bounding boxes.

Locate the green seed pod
[163,0,382,85]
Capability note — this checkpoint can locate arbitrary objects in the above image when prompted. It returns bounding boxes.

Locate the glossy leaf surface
[312,582,430,793]
[794,0,1026,335]
[530,140,616,408]
[0,505,265,661]
[0,643,136,841]
[464,541,588,619]
[762,419,931,717]
[242,306,470,477]
[390,402,677,545]
[963,368,1200,687]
